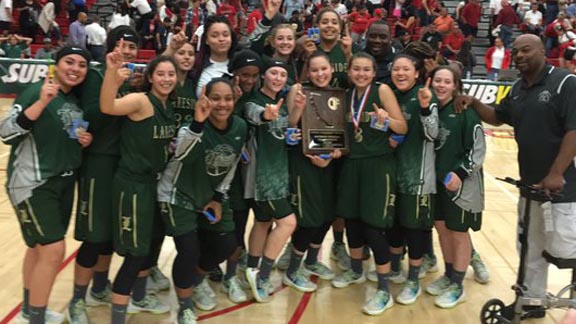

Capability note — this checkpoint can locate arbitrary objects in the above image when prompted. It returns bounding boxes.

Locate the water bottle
[494,72,499,81]
[466,71,471,79]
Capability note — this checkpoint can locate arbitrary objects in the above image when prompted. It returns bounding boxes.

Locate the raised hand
[340,22,353,57]
[264,98,284,121]
[233,76,243,99]
[371,103,390,123]
[294,84,306,110]
[169,23,188,51]
[194,86,214,123]
[40,75,59,106]
[418,77,433,109]
[265,0,281,20]
[303,37,317,57]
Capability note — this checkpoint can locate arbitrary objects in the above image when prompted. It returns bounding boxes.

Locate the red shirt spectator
[495,4,520,27]
[444,28,466,51]
[461,0,482,27]
[368,8,385,27]
[217,2,237,28]
[247,8,262,35]
[349,10,372,34]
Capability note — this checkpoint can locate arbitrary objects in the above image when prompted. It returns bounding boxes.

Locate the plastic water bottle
[494,72,499,81]
[466,71,471,79]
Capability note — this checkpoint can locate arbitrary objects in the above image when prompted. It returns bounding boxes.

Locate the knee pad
[291,227,317,252]
[76,242,101,268]
[386,224,406,248]
[112,255,147,295]
[310,222,331,246]
[405,228,425,260]
[345,219,365,249]
[364,225,390,265]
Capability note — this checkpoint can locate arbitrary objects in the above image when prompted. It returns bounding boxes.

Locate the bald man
[457,34,576,320]
[68,12,88,49]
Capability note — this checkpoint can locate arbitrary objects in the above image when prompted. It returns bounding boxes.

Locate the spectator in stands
[496,0,522,48]
[556,24,576,66]
[442,24,465,59]
[364,20,400,85]
[218,0,238,30]
[108,2,132,32]
[421,23,443,51]
[423,0,440,25]
[368,8,386,26]
[247,3,263,36]
[485,36,512,80]
[155,17,173,54]
[284,0,304,20]
[394,4,416,38]
[0,0,11,34]
[35,37,58,59]
[434,6,454,34]
[393,28,413,49]
[567,0,576,18]
[18,0,40,39]
[68,0,86,24]
[205,0,217,16]
[0,33,32,58]
[461,0,482,42]
[523,2,544,35]
[39,0,62,44]
[544,12,572,55]
[127,0,154,39]
[331,0,348,19]
[455,0,468,27]
[158,0,178,24]
[85,15,106,61]
[290,10,305,37]
[68,11,87,49]
[455,40,476,78]
[545,0,559,24]
[349,4,372,44]
[185,0,203,39]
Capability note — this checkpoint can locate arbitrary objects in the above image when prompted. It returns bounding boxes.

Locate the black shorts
[463,24,478,37]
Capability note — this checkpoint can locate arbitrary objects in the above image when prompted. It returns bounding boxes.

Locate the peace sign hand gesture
[418,78,433,109]
[194,86,214,123]
[264,98,284,121]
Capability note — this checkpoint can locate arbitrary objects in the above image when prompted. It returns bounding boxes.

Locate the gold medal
[354,128,363,143]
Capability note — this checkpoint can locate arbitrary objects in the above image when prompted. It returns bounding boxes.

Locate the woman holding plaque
[427,65,485,309]
[334,52,407,316]
[279,51,342,292]
[386,54,439,306]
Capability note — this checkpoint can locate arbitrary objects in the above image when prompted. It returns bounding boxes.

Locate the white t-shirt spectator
[196,60,229,98]
[489,0,502,16]
[194,24,204,52]
[0,0,13,23]
[85,22,107,46]
[491,47,505,69]
[159,4,178,23]
[205,0,217,16]
[108,12,131,30]
[334,3,348,18]
[130,0,152,16]
[524,9,542,25]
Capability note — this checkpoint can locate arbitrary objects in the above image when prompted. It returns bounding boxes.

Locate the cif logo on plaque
[301,88,349,155]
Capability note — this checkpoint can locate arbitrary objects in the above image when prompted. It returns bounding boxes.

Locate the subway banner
[0,58,514,104]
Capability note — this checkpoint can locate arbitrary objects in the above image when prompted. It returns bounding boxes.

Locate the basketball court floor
[0,98,571,324]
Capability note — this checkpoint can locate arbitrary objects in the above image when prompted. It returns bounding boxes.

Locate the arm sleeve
[0,99,33,145]
[248,16,272,52]
[173,121,204,161]
[420,102,440,141]
[244,102,267,125]
[454,110,486,179]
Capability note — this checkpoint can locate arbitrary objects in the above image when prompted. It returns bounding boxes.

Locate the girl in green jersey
[0,46,92,324]
[100,48,177,323]
[427,66,485,309]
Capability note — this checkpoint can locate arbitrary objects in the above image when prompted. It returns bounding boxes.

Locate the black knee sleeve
[112,255,147,295]
[198,231,237,272]
[142,236,165,270]
[233,209,249,250]
[291,226,317,252]
[76,242,102,268]
[364,225,390,265]
[345,219,364,249]
[310,222,331,246]
[386,223,406,248]
[172,231,200,289]
[405,228,425,260]
[422,228,434,255]
[99,241,114,256]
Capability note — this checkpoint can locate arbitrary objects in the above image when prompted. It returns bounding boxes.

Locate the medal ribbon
[350,85,371,131]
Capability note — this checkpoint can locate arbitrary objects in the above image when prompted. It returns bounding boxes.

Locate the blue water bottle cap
[444,173,452,186]
[203,208,216,222]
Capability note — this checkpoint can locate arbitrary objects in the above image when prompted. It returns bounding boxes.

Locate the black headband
[55,46,92,63]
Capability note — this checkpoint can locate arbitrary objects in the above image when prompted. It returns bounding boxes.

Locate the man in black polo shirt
[457,34,576,320]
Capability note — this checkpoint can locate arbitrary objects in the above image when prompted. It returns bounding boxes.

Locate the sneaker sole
[246,270,270,303]
[331,276,366,288]
[396,288,422,305]
[282,275,317,293]
[127,305,171,314]
[363,297,394,316]
[434,292,466,309]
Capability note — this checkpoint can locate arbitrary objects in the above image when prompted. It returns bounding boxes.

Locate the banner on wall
[0,58,515,105]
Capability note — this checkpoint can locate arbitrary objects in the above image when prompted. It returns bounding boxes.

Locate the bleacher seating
[136,49,156,62]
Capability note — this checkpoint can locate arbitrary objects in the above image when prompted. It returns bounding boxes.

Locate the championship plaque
[301,88,349,155]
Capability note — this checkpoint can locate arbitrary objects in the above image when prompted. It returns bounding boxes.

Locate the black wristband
[16,112,35,130]
[420,107,432,116]
[454,167,469,180]
[261,111,271,122]
[261,15,272,26]
[212,191,225,203]
[189,120,205,133]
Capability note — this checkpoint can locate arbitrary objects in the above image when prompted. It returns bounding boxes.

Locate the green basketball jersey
[1,81,85,205]
[318,43,357,89]
[80,64,134,156]
[173,78,196,129]
[117,93,176,179]
[244,90,290,201]
[394,85,439,195]
[345,84,394,159]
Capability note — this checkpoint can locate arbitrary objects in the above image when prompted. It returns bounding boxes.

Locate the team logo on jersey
[205,144,237,176]
[420,195,429,207]
[402,109,412,121]
[388,193,396,207]
[57,103,83,131]
[121,216,132,232]
[537,90,551,103]
[435,124,451,150]
[268,116,288,140]
[18,208,31,224]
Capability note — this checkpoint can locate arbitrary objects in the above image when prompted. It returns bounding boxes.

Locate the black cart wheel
[480,299,506,324]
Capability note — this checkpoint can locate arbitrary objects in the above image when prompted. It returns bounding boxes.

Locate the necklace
[350,85,371,143]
